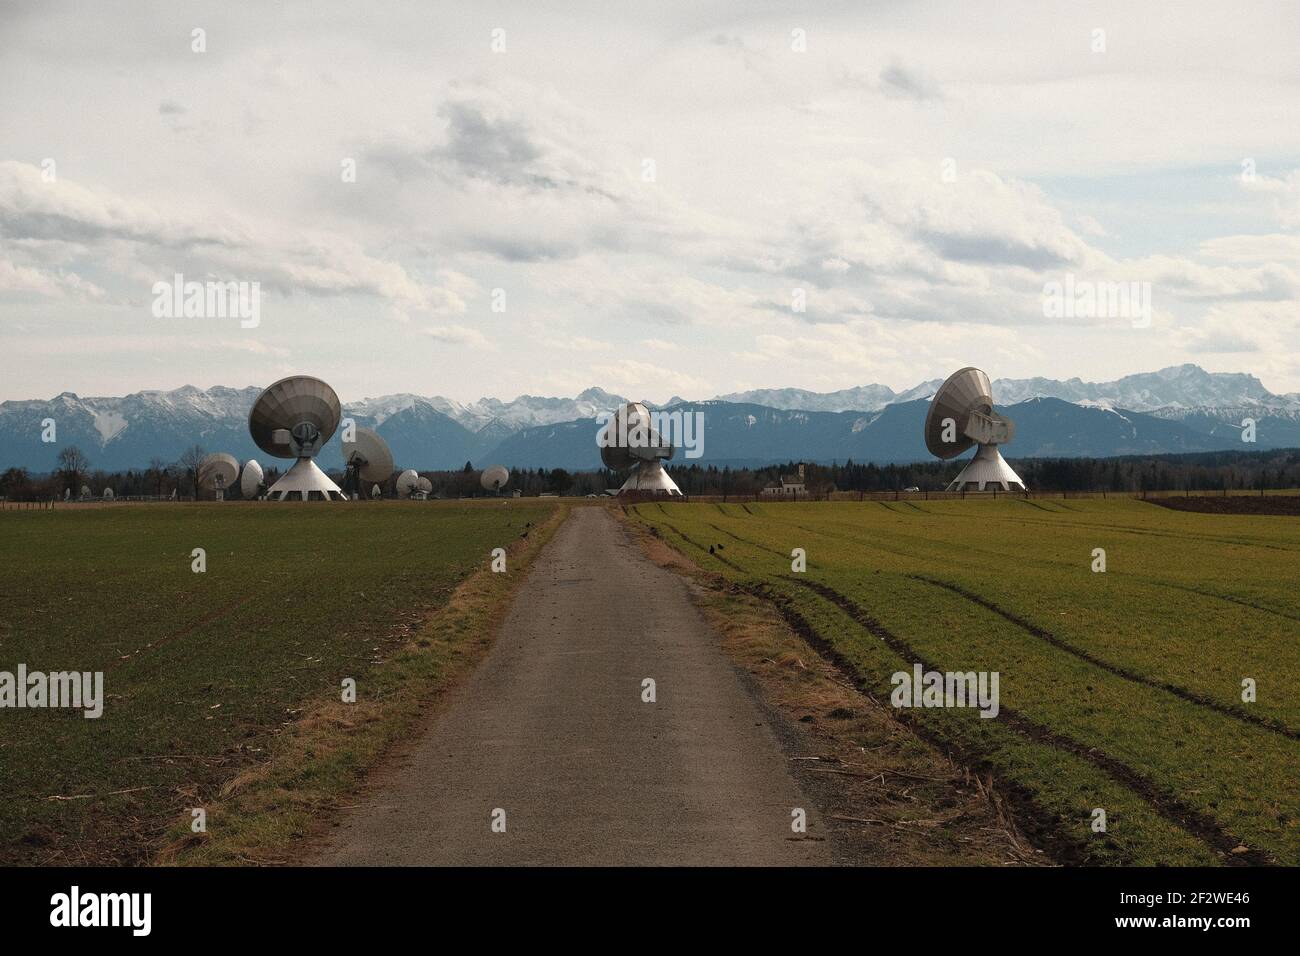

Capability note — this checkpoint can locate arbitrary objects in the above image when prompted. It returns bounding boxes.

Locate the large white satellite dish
[248,375,347,501]
[416,476,433,499]
[925,367,1026,492]
[102,487,114,500]
[599,402,682,496]
[198,452,240,500]
[240,459,264,499]
[342,427,394,499]
[481,464,509,494]
[395,469,420,499]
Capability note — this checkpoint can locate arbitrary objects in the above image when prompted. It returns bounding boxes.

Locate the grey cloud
[879,62,942,101]
[917,231,1075,269]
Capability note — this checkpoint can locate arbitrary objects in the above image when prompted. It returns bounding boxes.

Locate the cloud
[0,161,467,313]
[879,61,943,101]
[421,324,491,347]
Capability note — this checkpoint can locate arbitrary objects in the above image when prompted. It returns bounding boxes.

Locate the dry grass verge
[157,505,570,865]
[621,507,1045,866]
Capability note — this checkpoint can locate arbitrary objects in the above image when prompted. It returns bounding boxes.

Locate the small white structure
[762,464,807,498]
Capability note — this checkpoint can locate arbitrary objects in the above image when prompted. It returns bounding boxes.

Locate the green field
[629,498,1300,866]
[0,501,554,864]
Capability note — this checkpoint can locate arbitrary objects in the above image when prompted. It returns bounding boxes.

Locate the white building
[761,463,807,498]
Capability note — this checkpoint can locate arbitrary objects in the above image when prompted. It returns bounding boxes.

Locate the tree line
[3,445,1298,500]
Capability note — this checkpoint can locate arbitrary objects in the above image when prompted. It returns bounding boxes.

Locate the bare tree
[56,446,90,495]
[176,445,207,500]
[147,457,171,497]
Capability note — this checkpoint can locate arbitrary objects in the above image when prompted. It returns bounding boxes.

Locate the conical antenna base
[947,444,1025,492]
[617,459,682,496]
[267,457,347,501]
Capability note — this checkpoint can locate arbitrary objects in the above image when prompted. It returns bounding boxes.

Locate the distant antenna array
[925,367,1026,492]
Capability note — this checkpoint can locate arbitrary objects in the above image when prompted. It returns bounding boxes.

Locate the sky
[1,0,1298,403]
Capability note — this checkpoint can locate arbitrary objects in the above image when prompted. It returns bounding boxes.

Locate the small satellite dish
[63,488,71,500]
[370,483,381,500]
[481,464,509,494]
[248,375,347,501]
[924,367,1025,492]
[103,487,114,500]
[416,476,433,499]
[80,484,91,499]
[198,453,240,500]
[395,469,420,499]
[598,402,682,496]
[342,427,394,498]
[240,459,264,499]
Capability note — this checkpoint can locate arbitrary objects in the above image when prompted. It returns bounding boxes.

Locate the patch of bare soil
[1144,495,1300,516]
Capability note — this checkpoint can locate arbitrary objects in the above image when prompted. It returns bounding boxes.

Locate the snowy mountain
[2,366,1297,472]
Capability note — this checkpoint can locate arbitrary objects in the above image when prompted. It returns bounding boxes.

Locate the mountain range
[3,365,1298,473]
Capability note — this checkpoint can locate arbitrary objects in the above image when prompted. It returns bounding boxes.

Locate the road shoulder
[618,506,1046,866]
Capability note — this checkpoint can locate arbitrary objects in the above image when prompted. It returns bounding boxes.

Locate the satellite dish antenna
[240,459,264,499]
[103,487,114,500]
[481,464,509,495]
[198,452,240,500]
[416,476,433,499]
[395,469,420,499]
[371,483,381,500]
[599,402,682,496]
[341,427,394,500]
[80,484,91,499]
[925,367,1026,492]
[248,375,347,501]
[63,488,71,500]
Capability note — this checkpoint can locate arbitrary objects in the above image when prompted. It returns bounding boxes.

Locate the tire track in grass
[652,517,745,573]
[910,575,1300,741]
[1015,498,1062,514]
[707,522,788,560]
[788,578,1274,866]
[801,516,1300,628]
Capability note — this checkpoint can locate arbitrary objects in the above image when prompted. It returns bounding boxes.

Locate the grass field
[628,498,1300,866]
[0,500,556,864]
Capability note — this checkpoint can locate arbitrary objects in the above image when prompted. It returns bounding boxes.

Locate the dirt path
[313,506,828,866]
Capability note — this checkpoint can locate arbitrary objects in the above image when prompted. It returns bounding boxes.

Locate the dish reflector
[395,469,420,498]
[343,427,394,482]
[481,464,509,492]
[248,376,342,459]
[924,367,1025,492]
[598,402,681,496]
[240,459,264,498]
[198,452,240,490]
[925,367,992,460]
[416,476,432,495]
